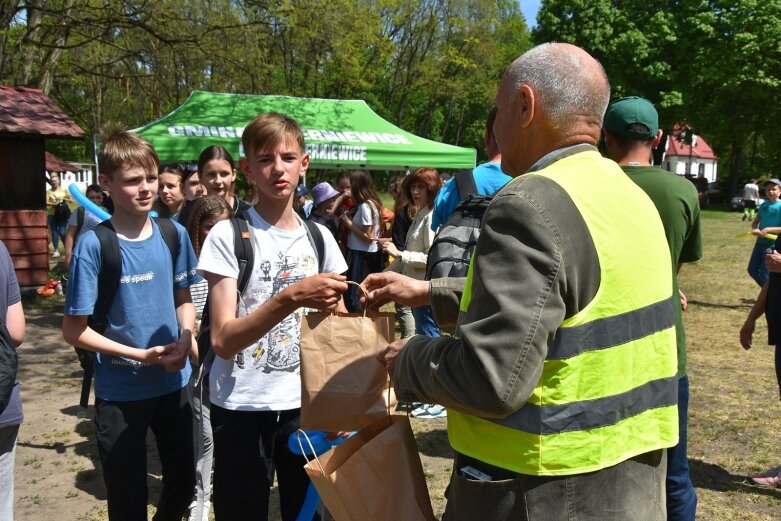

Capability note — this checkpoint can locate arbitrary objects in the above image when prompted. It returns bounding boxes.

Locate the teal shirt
[756,200,781,247]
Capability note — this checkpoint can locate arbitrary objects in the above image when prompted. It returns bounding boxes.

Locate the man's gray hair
[507,43,610,130]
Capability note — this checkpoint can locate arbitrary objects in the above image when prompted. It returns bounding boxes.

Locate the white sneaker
[411,404,447,419]
[188,500,211,521]
[51,250,60,258]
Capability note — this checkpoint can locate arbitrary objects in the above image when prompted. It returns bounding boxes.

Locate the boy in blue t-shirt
[748,179,781,286]
[63,130,200,521]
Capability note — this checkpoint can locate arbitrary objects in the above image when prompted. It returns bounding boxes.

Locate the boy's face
[240,138,309,203]
[86,190,104,206]
[766,183,780,202]
[100,165,158,216]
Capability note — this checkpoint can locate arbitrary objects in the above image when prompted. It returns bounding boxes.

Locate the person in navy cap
[293,184,313,219]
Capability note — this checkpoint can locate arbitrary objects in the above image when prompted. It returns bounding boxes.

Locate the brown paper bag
[300,310,396,431]
[302,415,435,521]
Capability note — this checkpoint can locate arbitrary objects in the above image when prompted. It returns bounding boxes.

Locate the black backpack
[425,169,493,280]
[195,217,325,375]
[0,318,18,414]
[75,218,180,411]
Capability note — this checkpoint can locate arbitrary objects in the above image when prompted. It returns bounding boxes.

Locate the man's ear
[517,84,535,129]
[651,128,664,149]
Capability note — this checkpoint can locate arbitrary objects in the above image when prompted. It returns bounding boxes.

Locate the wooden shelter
[0,85,85,286]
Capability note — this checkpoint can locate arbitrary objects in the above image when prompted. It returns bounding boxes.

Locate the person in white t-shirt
[743,178,760,221]
[339,169,386,311]
[197,112,348,521]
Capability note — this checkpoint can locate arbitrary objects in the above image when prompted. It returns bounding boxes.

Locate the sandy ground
[13,307,110,521]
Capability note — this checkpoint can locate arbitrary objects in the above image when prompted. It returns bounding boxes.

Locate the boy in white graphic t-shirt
[198,112,348,520]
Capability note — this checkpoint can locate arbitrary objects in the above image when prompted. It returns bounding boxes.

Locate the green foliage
[0,0,533,167]
[535,0,781,195]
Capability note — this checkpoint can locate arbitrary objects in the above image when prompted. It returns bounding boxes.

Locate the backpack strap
[231,217,255,294]
[302,219,326,273]
[74,207,86,239]
[90,221,121,334]
[200,217,254,327]
[454,169,479,202]
[153,217,180,269]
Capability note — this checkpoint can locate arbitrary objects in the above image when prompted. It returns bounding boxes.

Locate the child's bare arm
[740,282,769,350]
[174,287,197,364]
[759,226,781,236]
[207,271,348,360]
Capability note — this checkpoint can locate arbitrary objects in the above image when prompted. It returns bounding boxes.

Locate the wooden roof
[0,86,84,139]
[45,151,79,172]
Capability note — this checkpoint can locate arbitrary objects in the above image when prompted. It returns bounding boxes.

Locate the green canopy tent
[131,91,476,170]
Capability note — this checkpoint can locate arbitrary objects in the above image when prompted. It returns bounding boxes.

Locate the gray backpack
[425,170,492,280]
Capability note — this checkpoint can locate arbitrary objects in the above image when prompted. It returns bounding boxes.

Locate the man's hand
[288,273,348,310]
[361,272,430,309]
[740,320,755,350]
[679,289,688,311]
[376,337,411,381]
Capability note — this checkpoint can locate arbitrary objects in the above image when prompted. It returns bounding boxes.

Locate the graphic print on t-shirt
[241,249,315,374]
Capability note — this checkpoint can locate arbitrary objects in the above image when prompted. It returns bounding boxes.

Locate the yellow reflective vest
[448,150,679,476]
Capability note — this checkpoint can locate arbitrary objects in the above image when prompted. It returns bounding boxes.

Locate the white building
[661,126,718,182]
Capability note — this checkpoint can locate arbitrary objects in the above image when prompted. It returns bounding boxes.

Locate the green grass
[675,217,780,520]
[701,207,742,220]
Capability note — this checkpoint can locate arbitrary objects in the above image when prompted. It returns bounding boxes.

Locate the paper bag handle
[295,429,326,474]
[345,281,369,317]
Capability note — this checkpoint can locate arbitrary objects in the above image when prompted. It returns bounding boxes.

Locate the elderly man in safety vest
[364,42,679,521]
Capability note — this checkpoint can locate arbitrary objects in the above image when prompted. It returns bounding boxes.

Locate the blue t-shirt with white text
[64,220,200,401]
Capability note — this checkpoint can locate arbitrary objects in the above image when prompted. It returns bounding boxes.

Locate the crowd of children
[51,111,446,521]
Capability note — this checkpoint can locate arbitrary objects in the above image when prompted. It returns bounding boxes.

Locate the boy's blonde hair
[242,112,305,158]
[98,126,159,179]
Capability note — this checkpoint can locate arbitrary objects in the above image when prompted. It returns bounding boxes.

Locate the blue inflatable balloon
[68,183,158,219]
[297,484,320,521]
[288,430,352,457]
[68,183,111,221]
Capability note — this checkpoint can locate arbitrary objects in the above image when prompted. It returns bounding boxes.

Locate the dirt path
[14,307,109,521]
